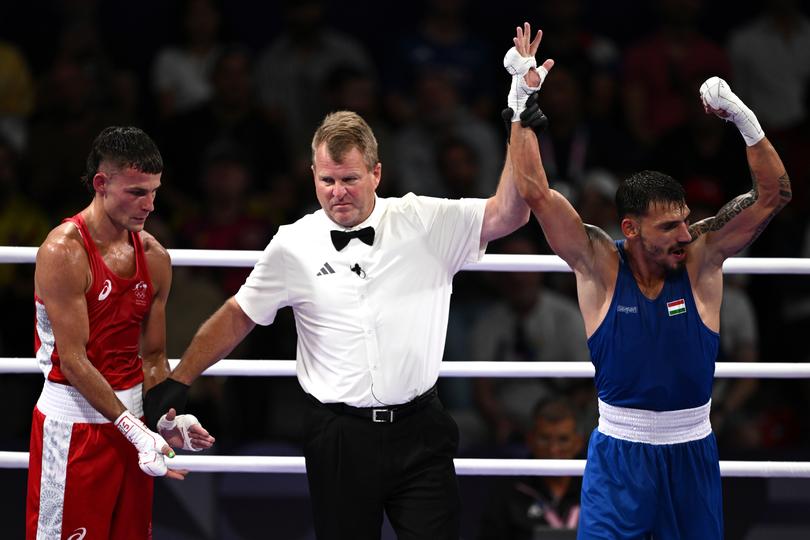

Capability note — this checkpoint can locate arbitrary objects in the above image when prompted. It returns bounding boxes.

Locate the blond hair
[311,111,379,171]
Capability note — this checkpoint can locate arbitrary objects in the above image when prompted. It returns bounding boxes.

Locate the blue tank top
[587,240,719,411]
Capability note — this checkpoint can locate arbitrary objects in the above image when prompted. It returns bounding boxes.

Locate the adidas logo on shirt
[316,262,335,276]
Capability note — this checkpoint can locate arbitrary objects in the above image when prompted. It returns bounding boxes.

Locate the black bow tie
[330,226,375,251]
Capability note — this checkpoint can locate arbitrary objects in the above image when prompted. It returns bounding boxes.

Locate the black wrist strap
[143,378,190,430]
[502,107,515,144]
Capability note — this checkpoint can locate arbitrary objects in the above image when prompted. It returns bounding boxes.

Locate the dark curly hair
[82,126,163,191]
[615,170,685,218]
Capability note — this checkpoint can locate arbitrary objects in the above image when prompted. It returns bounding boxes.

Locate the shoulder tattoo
[584,223,613,247]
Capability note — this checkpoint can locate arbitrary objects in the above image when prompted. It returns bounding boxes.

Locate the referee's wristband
[143,378,190,431]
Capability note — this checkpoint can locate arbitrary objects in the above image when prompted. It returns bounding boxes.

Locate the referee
[144,24,547,537]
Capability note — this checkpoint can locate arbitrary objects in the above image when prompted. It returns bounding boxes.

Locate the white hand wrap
[158,413,204,452]
[504,46,545,122]
[700,76,764,146]
[115,410,170,476]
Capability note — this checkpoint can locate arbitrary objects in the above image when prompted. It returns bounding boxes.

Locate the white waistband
[597,398,712,445]
[36,380,143,424]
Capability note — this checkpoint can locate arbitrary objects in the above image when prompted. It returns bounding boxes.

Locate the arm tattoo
[688,219,712,240]
[688,172,791,249]
[688,191,756,241]
[744,172,793,249]
[777,171,793,201]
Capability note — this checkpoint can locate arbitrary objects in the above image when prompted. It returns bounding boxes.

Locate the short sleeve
[234,232,290,326]
[407,194,487,274]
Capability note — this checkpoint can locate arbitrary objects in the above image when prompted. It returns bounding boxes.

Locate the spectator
[728,0,810,133]
[622,0,730,148]
[537,0,621,123]
[392,69,501,199]
[536,65,634,191]
[436,136,493,434]
[178,143,272,295]
[161,44,290,210]
[386,0,495,123]
[0,136,49,337]
[577,169,621,241]
[0,136,50,440]
[728,0,810,226]
[471,234,592,450]
[649,76,752,200]
[479,398,584,539]
[26,59,114,215]
[435,136,481,198]
[0,40,35,151]
[151,0,223,120]
[254,0,373,169]
[322,65,398,196]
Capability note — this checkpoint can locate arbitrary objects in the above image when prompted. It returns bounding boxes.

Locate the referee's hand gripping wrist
[519,91,549,134]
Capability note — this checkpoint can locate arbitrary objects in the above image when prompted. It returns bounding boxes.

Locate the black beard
[665,259,686,277]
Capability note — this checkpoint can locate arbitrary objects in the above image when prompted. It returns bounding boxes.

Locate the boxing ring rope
[1,450,809,477]
[3,245,810,273]
[3,358,810,378]
[3,246,810,478]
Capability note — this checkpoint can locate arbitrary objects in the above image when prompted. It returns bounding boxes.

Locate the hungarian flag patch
[667,299,687,317]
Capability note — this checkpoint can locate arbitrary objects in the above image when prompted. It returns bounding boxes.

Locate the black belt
[309,385,437,423]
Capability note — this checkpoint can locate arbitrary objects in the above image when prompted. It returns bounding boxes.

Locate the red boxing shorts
[26,381,153,540]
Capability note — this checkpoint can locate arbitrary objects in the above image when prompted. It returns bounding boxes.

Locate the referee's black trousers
[303,393,460,540]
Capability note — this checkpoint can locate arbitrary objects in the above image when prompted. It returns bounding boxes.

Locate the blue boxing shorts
[578,400,723,540]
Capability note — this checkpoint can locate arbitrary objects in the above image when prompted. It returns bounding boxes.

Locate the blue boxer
[580,241,723,539]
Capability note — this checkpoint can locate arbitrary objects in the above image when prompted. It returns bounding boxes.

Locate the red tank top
[34,214,153,389]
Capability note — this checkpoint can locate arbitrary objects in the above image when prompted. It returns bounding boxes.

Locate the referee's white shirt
[234,193,487,407]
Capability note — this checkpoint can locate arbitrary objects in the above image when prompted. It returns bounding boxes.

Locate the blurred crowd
[2,0,810,520]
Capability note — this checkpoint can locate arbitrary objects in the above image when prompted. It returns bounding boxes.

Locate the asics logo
[98,279,113,301]
[67,527,87,540]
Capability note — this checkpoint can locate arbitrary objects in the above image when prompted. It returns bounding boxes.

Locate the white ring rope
[2,246,810,273]
[4,246,810,481]
[3,359,810,378]
[1,451,809,477]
